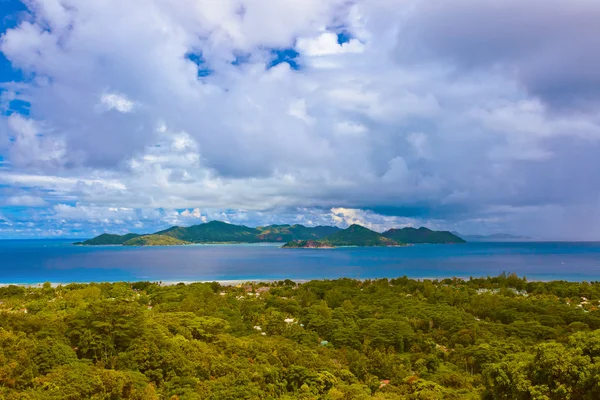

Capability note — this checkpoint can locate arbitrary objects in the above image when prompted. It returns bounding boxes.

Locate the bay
[1,240,600,284]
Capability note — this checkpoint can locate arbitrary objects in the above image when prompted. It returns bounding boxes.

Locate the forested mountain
[256,224,340,242]
[383,227,465,244]
[156,221,258,243]
[122,235,190,246]
[74,233,141,245]
[283,224,401,248]
[75,222,468,246]
[78,221,340,245]
[2,274,600,399]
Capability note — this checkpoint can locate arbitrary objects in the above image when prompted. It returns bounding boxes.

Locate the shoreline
[0,276,560,288]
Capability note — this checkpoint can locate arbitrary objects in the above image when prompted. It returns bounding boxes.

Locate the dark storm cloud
[395,0,600,109]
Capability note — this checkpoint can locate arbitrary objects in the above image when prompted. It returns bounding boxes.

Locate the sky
[0,0,599,239]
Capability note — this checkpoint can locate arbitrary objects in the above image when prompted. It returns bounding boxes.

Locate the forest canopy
[1,273,600,399]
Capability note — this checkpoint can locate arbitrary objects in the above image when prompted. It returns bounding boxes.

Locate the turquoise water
[1,240,600,284]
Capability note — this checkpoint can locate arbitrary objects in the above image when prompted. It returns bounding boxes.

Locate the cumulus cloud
[330,207,416,232]
[52,204,137,224]
[296,32,364,56]
[2,114,66,168]
[98,92,135,113]
[0,0,599,239]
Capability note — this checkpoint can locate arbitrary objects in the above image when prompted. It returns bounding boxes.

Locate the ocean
[1,240,600,284]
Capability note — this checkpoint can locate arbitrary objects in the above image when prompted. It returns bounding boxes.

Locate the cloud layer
[1,0,599,239]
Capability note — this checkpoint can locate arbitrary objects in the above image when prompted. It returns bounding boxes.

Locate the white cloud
[180,208,205,221]
[334,121,367,136]
[0,172,127,192]
[296,32,364,57]
[3,114,66,167]
[330,207,415,232]
[53,204,138,222]
[99,92,135,113]
[288,99,314,124]
[5,195,47,207]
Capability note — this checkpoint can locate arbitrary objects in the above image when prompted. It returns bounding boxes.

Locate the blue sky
[1,0,600,239]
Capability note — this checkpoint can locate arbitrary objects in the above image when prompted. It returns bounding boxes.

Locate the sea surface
[1,240,600,284]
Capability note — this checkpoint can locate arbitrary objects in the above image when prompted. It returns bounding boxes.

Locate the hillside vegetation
[122,235,190,246]
[156,221,258,243]
[2,274,600,399]
[283,224,401,248]
[76,222,469,247]
[256,224,340,242]
[79,221,340,245]
[75,233,141,245]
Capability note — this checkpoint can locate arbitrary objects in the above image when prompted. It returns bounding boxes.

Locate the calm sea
[1,240,600,284]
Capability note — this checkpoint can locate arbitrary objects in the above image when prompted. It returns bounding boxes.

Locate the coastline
[75,242,285,247]
[0,276,557,288]
[3,241,599,285]
[0,279,311,288]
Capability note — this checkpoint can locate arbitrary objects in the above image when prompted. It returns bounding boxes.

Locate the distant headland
[74,221,466,248]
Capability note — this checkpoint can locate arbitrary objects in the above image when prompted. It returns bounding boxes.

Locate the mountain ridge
[76,221,339,246]
[75,221,468,246]
[283,224,402,248]
[383,227,465,244]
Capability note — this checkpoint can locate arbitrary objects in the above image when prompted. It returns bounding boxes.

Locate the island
[283,224,402,248]
[75,220,468,247]
[122,235,190,246]
[73,233,141,245]
[382,227,465,244]
[280,240,334,248]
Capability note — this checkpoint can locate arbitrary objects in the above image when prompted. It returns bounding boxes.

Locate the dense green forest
[2,274,600,399]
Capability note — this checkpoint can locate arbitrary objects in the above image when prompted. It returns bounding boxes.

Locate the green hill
[324,224,400,246]
[157,221,259,243]
[280,240,335,248]
[255,224,340,242]
[157,221,339,243]
[283,224,401,248]
[76,222,466,247]
[122,235,190,246]
[74,233,141,245]
[382,227,466,244]
[75,222,338,246]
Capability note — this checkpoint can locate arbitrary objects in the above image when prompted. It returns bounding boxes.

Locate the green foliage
[284,224,401,248]
[75,233,141,245]
[76,221,466,246]
[2,275,600,398]
[156,221,258,243]
[79,221,338,245]
[122,235,190,246]
[321,225,400,247]
[255,224,340,242]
